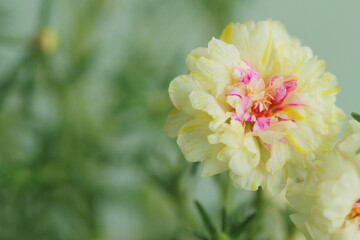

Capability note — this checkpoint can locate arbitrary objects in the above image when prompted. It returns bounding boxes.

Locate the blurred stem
[285,206,298,239]
[255,188,263,212]
[0,0,53,107]
[246,189,264,240]
[0,53,32,107]
[201,0,235,32]
[179,196,198,231]
[147,165,198,236]
[38,0,53,29]
[172,181,198,231]
[38,56,100,239]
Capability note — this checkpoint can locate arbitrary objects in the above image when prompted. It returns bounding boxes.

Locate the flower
[37,28,59,54]
[164,20,345,194]
[287,120,360,240]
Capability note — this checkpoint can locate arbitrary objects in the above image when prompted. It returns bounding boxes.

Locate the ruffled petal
[189,91,227,130]
[230,161,287,195]
[266,141,291,173]
[338,120,360,159]
[218,147,252,175]
[177,118,223,166]
[244,133,261,167]
[186,47,209,73]
[296,57,326,89]
[201,154,228,177]
[207,37,240,69]
[169,75,204,116]
[208,122,245,148]
[163,109,190,138]
[229,167,262,191]
[221,20,291,78]
[287,124,318,155]
[261,166,287,194]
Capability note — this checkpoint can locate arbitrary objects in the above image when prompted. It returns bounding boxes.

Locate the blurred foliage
[0,0,303,239]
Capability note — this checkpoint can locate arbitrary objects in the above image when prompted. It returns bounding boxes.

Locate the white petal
[244,133,261,167]
[201,155,228,177]
[177,118,222,164]
[207,38,240,69]
[230,157,287,194]
[276,43,313,77]
[289,214,312,240]
[208,122,245,148]
[317,171,360,230]
[163,109,191,138]
[230,168,262,191]
[195,57,230,97]
[221,21,288,76]
[266,141,291,174]
[287,124,318,155]
[300,72,340,99]
[186,47,209,73]
[338,119,360,159]
[219,147,253,176]
[287,192,314,216]
[169,75,205,117]
[262,166,287,195]
[189,91,227,130]
[296,57,326,85]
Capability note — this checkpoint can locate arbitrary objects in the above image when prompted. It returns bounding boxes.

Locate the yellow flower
[287,120,360,240]
[37,28,59,54]
[164,20,345,194]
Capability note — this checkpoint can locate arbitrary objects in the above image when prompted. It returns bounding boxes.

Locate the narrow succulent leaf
[351,112,360,122]
[232,213,256,238]
[194,200,217,236]
[214,231,232,240]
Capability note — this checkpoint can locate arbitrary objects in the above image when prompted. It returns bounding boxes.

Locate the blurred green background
[0,0,356,239]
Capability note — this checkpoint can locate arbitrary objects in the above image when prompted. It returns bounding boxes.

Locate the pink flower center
[226,61,307,134]
[351,199,360,219]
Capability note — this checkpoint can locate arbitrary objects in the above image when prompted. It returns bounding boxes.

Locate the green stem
[255,188,263,212]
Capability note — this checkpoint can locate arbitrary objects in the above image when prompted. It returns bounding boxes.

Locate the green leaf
[351,112,360,122]
[194,200,217,236]
[214,232,231,240]
[231,213,256,238]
